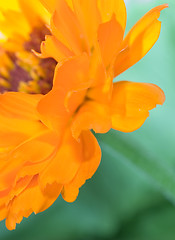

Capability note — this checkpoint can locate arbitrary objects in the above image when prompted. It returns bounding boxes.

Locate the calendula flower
[38,0,167,133]
[0,0,56,94]
[0,0,167,230]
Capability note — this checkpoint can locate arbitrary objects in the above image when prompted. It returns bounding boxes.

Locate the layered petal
[0,131,59,191]
[62,130,101,202]
[37,54,91,132]
[0,92,45,138]
[51,0,88,54]
[114,4,168,76]
[39,35,73,62]
[71,101,112,139]
[6,175,62,230]
[39,129,83,187]
[110,81,165,132]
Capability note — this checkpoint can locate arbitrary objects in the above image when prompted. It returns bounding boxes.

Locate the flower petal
[39,129,83,187]
[110,81,165,132]
[39,0,56,13]
[53,54,90,96]
[72,0,101,48]
[51,0,88,54]
[0,0,19,11]
[18,0,50,26]
[39,35,73,62]
[0,92,45,137]
[6,175,62,230]
[71,101,112,139]
[0,131,59,191]
[37,55,91,132]
[62,130,101,202]
[98,14,124,67]
[114,4,168,76]
[97,0,126,30]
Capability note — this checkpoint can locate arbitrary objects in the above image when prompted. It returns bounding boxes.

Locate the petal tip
[158,3,169,11]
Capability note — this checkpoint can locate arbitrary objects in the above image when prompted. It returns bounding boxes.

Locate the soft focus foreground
[0,0,174,240]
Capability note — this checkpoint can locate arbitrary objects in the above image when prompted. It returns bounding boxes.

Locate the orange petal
[98,14,124,67]
[53,54,90,94]
[18,0,50,26]
[39,35,73,62]
[51,0,88,54]
[110,81,165,132]
[87,41,107,88]
[53,54,91,111]
[39,0,56,13]
[39,129,83,187]
[71,100,112,139]
[114,4,168,76]
[0,204,8,222]
[0,131,59,191]
[62,130,101,202]
[0,92,45,137]
[38,55,90,132]
[5,176,33,206]
[37,87,71,133]
[0,132,27,148]
[6,175,62,230]
[97,0,126,30]
[72,0,101,48]
[0,92,42,120]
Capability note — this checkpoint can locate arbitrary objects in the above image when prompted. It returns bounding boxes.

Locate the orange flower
[39,0,167,133]
[0,0,167,230]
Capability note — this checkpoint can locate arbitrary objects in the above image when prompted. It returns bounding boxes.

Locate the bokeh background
[1,0,175,239]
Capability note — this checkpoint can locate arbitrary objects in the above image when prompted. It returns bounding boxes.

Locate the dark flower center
[0,25,57,94]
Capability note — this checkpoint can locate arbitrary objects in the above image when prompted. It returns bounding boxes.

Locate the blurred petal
[0,0,19,11]
[62,130,101,202]
[114,4,168,76]
[18,0,50,26]
[39,0,56,13]
[97,0,126,30]
[110,81,165,132]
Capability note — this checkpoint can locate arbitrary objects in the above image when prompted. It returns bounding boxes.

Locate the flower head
[39,0,167,133]
[0,0,167,230]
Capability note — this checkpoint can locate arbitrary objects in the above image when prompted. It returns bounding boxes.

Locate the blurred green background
[1,0,175,239]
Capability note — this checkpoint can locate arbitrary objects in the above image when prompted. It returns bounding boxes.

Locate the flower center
[0,25,57,94]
